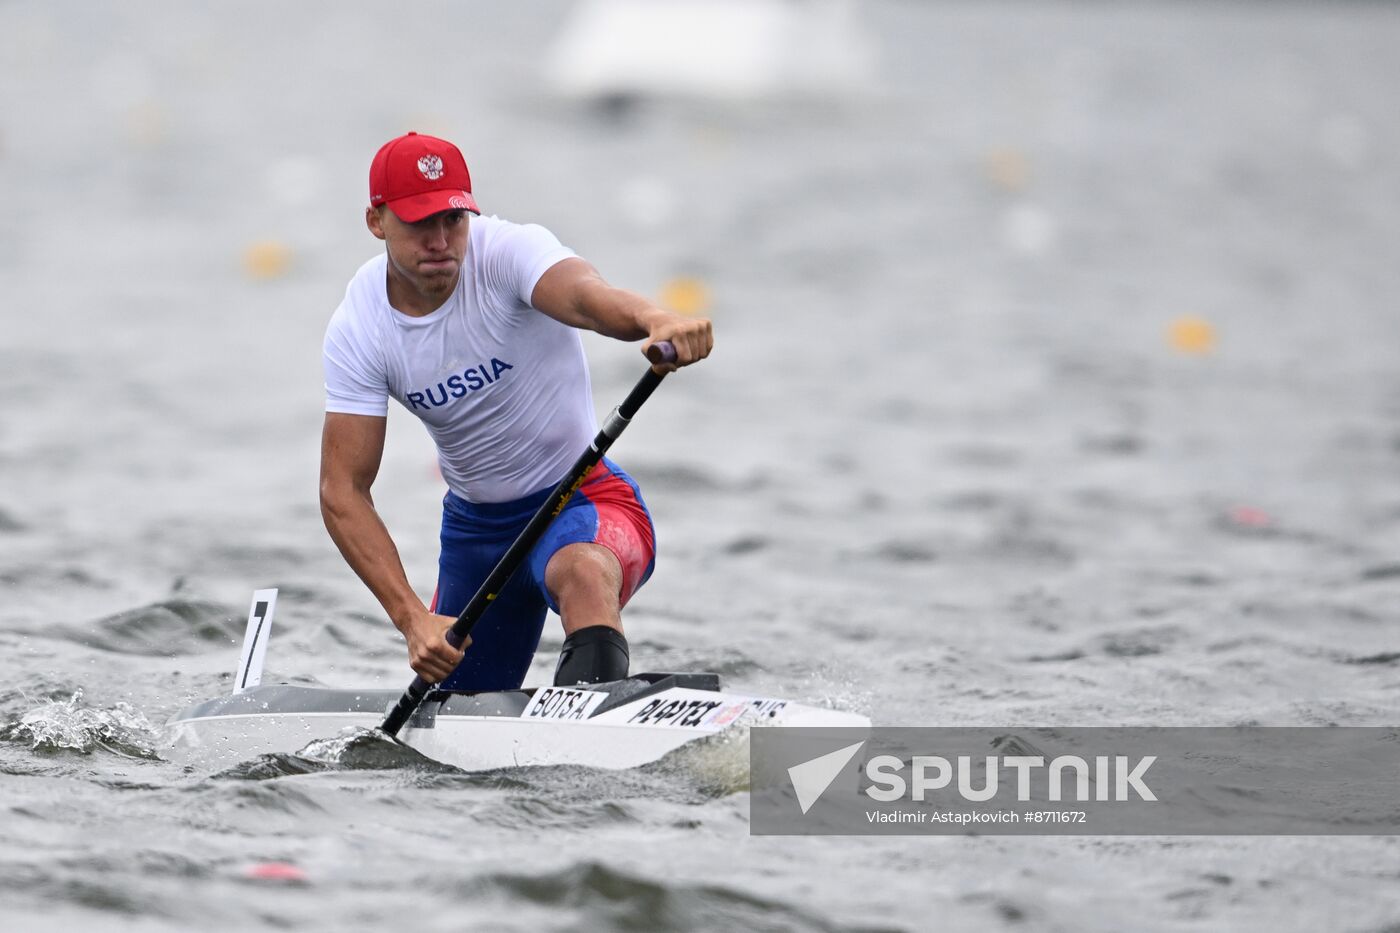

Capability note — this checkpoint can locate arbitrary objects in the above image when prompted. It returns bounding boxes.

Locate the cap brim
[385,189,480,223]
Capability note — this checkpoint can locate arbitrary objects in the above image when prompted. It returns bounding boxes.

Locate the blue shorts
[430,458,656,692]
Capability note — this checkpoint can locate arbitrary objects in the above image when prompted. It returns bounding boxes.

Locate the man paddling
[319,131,711,692]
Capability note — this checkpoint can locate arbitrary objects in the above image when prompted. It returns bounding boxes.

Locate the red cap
[369,132,480,222]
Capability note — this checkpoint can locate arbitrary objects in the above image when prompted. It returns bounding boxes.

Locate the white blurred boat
[545,0,877,101]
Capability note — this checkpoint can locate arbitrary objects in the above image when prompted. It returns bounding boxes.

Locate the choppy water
[4,1,1400,930]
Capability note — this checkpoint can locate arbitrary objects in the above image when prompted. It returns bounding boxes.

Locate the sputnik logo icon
[787,741,866,814]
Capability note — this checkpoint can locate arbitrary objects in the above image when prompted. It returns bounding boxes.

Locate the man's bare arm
[319,412,464,682]
[530,258,713,372]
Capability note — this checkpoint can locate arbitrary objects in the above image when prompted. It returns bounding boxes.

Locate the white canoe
[166,672,869,772]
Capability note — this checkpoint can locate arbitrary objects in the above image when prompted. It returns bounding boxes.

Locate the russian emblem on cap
[370,132,479,220]
[417,155,444,180]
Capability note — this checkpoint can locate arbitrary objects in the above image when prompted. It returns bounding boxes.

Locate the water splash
[298,726,453,771]
[1,690,160,759]
[644,724,753,796]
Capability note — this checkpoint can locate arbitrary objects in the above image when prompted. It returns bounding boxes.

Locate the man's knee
[545,543,623,607]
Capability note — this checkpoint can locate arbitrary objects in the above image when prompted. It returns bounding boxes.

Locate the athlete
[319,131,712,692]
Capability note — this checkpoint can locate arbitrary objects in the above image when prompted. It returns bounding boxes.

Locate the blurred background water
[2,1,1400,930]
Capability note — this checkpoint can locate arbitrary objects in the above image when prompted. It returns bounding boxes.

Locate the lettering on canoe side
[521,686,605,721]
[626,697,723,728]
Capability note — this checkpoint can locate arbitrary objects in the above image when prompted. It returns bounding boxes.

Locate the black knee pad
[554,625,630,686]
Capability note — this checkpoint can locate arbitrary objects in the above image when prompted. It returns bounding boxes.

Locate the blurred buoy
[984,148,1031,192]
[617,175,677,231]
[1001,203,1055,257]
[1227,506,1272,530]
[244,241,292,281]
[244,862,308,884]
[266,156,324,208]
[658,277,710,316]
[1167,316,1216,354]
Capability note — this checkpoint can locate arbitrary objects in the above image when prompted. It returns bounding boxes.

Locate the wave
[59,599,242,657]
[212,726,458,780]
[472,861,895,933]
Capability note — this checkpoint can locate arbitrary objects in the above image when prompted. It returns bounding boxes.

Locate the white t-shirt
[323,215,595,503]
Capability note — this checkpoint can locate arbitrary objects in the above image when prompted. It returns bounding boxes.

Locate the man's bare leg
[545,543,630,685]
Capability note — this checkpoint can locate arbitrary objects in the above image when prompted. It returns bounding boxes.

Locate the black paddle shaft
[380,341,678,736]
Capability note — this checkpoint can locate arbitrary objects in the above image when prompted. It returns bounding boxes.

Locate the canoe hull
[166,673,869,771]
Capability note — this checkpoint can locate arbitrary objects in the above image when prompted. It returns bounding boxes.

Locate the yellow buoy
[1167,316,1216,354]
[658,277,710,316]
[243,241,292,281]
[984,148,1031,192]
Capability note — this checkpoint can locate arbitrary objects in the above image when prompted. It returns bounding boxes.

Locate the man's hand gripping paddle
[380,341,679,737]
